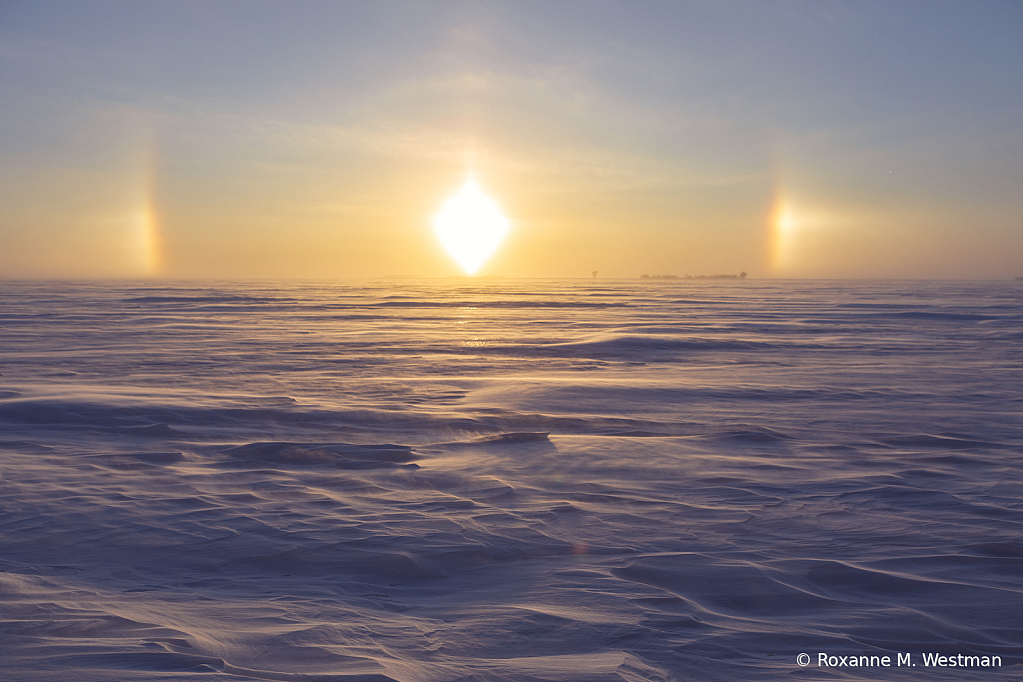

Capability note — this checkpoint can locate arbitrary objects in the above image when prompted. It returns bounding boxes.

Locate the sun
[432,176,510,274]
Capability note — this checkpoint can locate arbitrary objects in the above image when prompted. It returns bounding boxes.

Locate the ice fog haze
[1,1,1022,279]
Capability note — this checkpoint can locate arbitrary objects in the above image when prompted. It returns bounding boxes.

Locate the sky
[1,0,1021,279]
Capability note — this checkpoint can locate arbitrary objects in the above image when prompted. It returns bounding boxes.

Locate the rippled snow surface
[1,279,1021,681]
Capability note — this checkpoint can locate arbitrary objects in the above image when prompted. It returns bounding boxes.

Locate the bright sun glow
[433,176,510,274]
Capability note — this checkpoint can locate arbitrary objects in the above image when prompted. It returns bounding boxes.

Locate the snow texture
[1,279,1021,680]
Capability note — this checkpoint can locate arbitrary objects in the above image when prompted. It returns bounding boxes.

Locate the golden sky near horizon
[1,1,1022,279]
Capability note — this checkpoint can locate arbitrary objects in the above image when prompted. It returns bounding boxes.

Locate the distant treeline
[641,271,748,280]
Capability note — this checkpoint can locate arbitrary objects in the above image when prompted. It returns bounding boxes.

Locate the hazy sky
[1,0,1021,279]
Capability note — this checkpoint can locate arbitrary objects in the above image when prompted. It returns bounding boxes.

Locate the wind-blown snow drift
[1,279,1021,681]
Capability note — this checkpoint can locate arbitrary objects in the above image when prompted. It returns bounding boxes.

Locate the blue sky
[1,0,1021,278]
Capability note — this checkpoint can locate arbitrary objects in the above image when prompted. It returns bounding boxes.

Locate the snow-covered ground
[1,279,1021,680]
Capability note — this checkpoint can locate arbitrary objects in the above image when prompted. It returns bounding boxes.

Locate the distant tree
[739,271,748,279]
[592,271,598,278]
